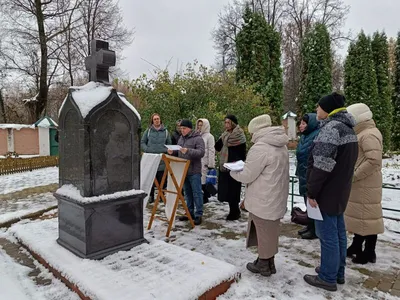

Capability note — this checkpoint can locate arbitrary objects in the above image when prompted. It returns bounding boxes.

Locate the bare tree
[55,0,134,86]
[332,51,344,92]
[212,0,285,70]
[281,0,350,111]
[213,0,350,111]
[0,0,80,122]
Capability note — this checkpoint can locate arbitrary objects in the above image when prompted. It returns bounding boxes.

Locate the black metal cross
[85,39,116,85]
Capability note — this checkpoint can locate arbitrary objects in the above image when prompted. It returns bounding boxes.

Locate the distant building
[0,116,58,156]
[282,111,297,141]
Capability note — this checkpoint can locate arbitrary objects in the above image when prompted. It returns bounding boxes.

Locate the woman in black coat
[215,114,246,220]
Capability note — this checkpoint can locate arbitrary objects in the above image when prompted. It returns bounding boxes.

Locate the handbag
[290,207,310,226]
[206,168,217,185]
[205,168,217,196]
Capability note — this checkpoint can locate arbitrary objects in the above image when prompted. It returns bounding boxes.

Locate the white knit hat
[346,103,373,125]
[248,114,272,134]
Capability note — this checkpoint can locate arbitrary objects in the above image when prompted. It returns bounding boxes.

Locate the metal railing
[289,176,400,222]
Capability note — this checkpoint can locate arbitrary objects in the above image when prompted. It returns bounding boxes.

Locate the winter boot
[179,214,194,222]
[194,216,202,226]
[269,256,276,274]
[347,234,365,258]
[304,275,337,292]
[315,266,345,284]
[227,202,241,221]
[298,226,309,235]
[246,258,272,277]
[301,222,317,240]
[353,235,377,264]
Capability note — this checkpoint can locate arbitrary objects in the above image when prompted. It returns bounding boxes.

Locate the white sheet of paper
[223,160,245,171]
[165,145,182,151]
[307,199,324,221]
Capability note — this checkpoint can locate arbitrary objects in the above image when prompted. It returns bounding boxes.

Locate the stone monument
[54,39,147,259]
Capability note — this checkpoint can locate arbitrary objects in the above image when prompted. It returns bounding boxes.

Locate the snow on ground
[1,167,59,195]
[9,218,238,300]
[0,154,398,299]
[0,193,57,225]
[0,231,79,300]
[144,200,400,300]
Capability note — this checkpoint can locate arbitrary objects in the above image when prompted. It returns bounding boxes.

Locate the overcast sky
[118,0,400,79]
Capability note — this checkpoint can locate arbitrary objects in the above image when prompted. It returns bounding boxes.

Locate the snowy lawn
[4,198,399,300]
[0,193,57,225]
[9,218,239,300]
[0,167,59,195]
[143,199,400,300]
[0,230,79,300]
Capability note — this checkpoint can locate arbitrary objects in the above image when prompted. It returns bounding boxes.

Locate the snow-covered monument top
[57,39,142,198]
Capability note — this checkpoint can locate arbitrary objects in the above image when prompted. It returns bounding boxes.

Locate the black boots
[226,202,241,221]
[246,257,276,277]
[352,235,377,264]
[298,226,308,235]
[299,222,317,240]
[269,256,276,274]
[347,234,365,258]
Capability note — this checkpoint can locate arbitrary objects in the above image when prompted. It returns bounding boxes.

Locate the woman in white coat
[196,119,216,204]
[230,114,289,277]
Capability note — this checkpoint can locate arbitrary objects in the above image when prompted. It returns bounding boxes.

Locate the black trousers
[150,170,167,200]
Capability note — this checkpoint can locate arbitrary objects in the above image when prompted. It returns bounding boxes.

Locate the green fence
[289,176,400,222]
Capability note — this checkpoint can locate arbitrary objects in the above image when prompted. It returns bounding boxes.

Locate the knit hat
[225,114,238,125]
[248,114,272,134]
[318,92,345,114]
[180,119,192,129]
[346,103,373,125]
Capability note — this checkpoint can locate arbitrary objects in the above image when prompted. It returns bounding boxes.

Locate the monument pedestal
[55,192,147,259]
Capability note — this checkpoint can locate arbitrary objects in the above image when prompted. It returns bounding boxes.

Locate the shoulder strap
[165,129,168,140]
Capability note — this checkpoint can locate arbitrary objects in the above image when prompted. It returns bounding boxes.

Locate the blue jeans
[315,212,347,284]
[183,173,203,218]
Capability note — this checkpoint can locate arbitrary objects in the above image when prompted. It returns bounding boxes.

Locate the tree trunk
[34,0,48,121]
[0,90,6,123]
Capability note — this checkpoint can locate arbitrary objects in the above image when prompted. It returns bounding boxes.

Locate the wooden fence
[0,156,59,175]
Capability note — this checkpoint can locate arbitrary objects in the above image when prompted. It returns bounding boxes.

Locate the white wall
[38,127,50,156]
[288,117,297,141]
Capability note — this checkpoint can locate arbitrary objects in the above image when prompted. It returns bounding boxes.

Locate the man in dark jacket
[167,119,205,225]
[303,92,358,292]
[295,113,319,239]
[141,113,172,202]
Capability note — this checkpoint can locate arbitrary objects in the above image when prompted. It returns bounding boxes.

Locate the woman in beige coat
[345,103,384,264]
[230,114,289,276]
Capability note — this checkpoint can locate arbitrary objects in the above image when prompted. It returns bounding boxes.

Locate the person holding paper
[167,119,205,225]
[196,118,216,204]
[303,93,358,292]
[295,113,319,240]
[215,114,247,220]
[141,113,172,203]
[345,103,384,265]
[230,114,289,277]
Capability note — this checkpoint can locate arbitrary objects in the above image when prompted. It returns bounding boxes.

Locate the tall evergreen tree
[0,89,5,123]
[392,32,400,151]
[236,6,283,123]
[298,23,332,117]
[371,31,392,152]
[344,31,379,127]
